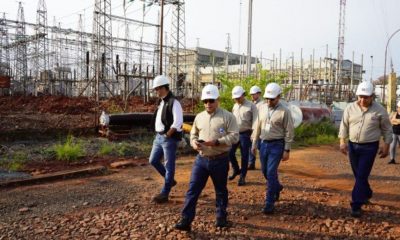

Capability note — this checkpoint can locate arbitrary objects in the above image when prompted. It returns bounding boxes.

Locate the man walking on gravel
[149,75,183,204]
[252,82,294,214]
[229,86,258,186]
[388,101,400,164]
[339,81,392,218]
[175,84,239,231]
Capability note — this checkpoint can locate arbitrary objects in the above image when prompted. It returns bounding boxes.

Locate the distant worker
[149,75,183,204]
[174,84,239,231]
[338,81,392,218]
[252,82,294,214]
[248,85,263,170]
[388,101,400,164]
[229,86,258,186]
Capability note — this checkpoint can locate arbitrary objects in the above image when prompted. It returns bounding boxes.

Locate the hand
[202,140,217,147]
[193,141,203,151]
[339,143,348,155]
[282,151,290,161]
[378,144,389,158]
[251,146,256,155]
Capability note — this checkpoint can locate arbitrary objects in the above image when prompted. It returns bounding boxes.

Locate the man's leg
[161,136,178,196]
[228,142,240,180]
[149,134,166,179]
[209,156,230,227]
[238,133,251,185]
[264,141,284,213]
[389,134,399,164]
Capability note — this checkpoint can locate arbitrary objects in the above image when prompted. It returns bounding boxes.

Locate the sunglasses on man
[266,98,276,101]
[203,99,216,104]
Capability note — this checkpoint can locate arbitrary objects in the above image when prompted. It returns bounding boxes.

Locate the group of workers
[147,75,397,231]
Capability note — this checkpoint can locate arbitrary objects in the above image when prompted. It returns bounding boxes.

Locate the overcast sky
[2,0,400,80]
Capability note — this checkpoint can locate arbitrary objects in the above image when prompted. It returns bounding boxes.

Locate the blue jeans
[249,139,261,165]
[149,133,179,196]
[181,154,229,223]
[259,139,284,205]
[229,131,251,177]
[348,141,379,210]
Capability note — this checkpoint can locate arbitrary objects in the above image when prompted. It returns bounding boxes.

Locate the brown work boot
[152,193,168,203]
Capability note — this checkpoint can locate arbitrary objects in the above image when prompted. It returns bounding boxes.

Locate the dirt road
[1,145,400,239]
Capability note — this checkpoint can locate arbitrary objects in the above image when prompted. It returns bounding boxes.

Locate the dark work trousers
[181,154,229,223]
[259,139,284,206]
[348,141,379,210]
[229,131,252,178]
[249,139,261,165]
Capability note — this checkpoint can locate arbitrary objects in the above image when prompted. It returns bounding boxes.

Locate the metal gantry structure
[0,0,189,101]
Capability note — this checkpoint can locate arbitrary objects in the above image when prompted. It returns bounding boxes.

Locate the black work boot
[238,176,246,186]
[248,163,255,170]
[351,208,362,218]
[388,159,396,164]
[174,217,191,231]
[215,217,228,228]
[228,170,240,181]
[262,204,274,215]
[152,193,168,203]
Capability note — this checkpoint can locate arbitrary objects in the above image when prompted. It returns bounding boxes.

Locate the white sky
[2,0,400,80]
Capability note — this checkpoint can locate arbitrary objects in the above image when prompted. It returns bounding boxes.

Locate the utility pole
[246,0,253,76]
[159,0,164,75]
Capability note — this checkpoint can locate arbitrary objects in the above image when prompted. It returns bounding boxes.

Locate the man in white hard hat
[248,85,263,170]
[252,82,294,214]
[339,81,392,217]
[175,84,239,231]
[388,100,400,164]
[229,86,258,186]
[149,75,183,203]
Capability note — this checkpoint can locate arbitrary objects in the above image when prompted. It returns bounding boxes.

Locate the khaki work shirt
[338,101,392,144]
[190,108,239,157]
[232,99,258,133]
[253,98,264,109]
[252,102,295,150]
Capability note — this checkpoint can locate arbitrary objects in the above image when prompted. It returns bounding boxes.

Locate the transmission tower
[336,0,346,95]
[0,13,11,76]
[91,0,114,100]
[34,0,48,93]
[225,33,231,75]
[15,2,28,93]
[170,0,186,96]
[76,14,85,81]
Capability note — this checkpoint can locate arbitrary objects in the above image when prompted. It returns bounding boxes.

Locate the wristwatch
[284,149,290,153]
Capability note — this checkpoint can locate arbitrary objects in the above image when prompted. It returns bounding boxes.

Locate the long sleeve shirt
[338,101,392,144]
[155,99,183,132]
[190,108,239,157]
[232,99,258,133]
[252,102,295,150]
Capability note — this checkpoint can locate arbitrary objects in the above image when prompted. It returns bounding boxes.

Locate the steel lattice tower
[15,2,28,93]
[91,0,114,99]
[34,0,48,92]
[336,0,346,89]
[76,14,86,82]
[0,13,11,76]
[170,0,186,96]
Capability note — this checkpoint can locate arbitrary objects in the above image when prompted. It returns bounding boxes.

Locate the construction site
[1,0,400,239]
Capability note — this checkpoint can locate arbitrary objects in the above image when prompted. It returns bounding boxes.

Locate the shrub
[294,120,338,146]
[54,135,85,162]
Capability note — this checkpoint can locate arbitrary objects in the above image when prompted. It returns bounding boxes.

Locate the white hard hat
[264,82,282,98]
[201,84,219,100]
[397,101,400,107]
[152,75,170,89]
[232,86,245,99]
[356,81,374,96]
[249,86,262,95]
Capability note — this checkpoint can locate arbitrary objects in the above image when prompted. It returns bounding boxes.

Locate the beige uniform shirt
[232,99,258,133]
[338,101,392,144]
[253,98,264,110]
[190,108,239,157]
[252,102,295,150]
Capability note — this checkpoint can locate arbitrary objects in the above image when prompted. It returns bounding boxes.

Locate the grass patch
[98,143,114,156]
[294,120,338,147]
[54,135,85,162]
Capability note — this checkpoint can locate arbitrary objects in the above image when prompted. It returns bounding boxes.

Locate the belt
[349,141,379,145]
[262,138,284,143]
[240,129,252,134]
[156,131,165,135]
[203,152,229,160]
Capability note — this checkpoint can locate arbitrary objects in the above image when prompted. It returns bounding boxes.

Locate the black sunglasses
[203,99,216,104]
[266,98,276,101]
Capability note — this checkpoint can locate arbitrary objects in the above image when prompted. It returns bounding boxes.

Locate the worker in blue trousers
[248,85,263,170]
[148,75,183,204]
[174,84,239,231]
[339,81,392,218]
[229,86,258,186]
[252,83,294,214]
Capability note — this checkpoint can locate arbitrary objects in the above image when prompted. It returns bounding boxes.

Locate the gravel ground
[0,145,400,239]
